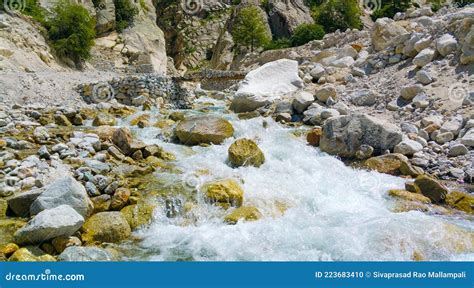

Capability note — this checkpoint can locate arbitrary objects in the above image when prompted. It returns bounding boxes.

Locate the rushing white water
[119,99,474,261]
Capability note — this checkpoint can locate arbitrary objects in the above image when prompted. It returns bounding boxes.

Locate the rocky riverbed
[0,4,473,262]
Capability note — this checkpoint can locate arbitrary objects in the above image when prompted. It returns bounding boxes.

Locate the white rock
[231,59,303,112]
[413,48,435,67]
[309,64,326,79]
[329,56,355,68]
[448,144,468,157]
[436,34,458,57]
[394,139,423,156]
[314,83,337,103]
[292,91,314,114]
[416,70,433,85]
[14,205,84,245]
[351,90,377,106]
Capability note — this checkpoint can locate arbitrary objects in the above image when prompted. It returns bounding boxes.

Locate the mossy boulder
[120,203,155,230]
[81,212,131,244]
[92,113,117,126]
[130,114,151,127]
[228,139,265,168]
[1,243,19,258]
[388,189,431,204]
[364,154,409,175]
[8,246,56,262]
[55,114,72,126]
[0,199,7,217]
[0,219,27,246]
[445,191,474,214]
[202,179,244,208]
[175,116,234,146]
[224,206,262,224]
[414,175,448,203]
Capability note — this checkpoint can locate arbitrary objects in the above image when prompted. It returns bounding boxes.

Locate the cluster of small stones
[78,74,193,109]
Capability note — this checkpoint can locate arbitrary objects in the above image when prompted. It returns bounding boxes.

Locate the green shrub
[114,0,138,32]
[371,0,411,20]
[232,6,271,52]
[453,0,473,7]
[290,23,325,46]
[264,38,291,51]
[314,0,362,33]
[46,1,96,65]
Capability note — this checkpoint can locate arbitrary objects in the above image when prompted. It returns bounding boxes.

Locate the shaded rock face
[266,0,313,38]
[14,205,84,245]
[320,114,403,158]
[414,175,448,203]
[175,116,234,145]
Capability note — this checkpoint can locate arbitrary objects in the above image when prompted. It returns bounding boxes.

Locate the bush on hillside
[371,0,411,20]
[314,0,362,33]
[114,0,138,32]
[290,23,325,46]
[46,1,96,66]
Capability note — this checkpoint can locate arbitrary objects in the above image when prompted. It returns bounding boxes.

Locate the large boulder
[201,179,244,208]
[7,189,43,217]
[371,18,408,51]
[414,175,448,203]
[58,246,114,261]
[81,212,131,244]
[175,116,234,145]
[30,176,92,218]
[112,127,146,155]
[320,114,403,158]
[14,205,84,245]
[228,139,265,168]
[436,34,458,57]
[230,59,303,112]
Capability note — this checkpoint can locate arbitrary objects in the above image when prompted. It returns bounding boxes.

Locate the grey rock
[14,205,84,245]
[292,91,314,114]
[351,90,377,106]
[30,176,91,218]
[448,144,468,157]
[84,159,110,174]
[320,114,403,157]
[7,189,43,217]
[58,246,114,261]
[416,70,433,85]
[400,84,423,101]
[394,139,423,156]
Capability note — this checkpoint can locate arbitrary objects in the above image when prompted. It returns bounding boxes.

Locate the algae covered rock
[388,189,431,204]
[228,139,265,168]
[364,154,409,175]
[445,191,474,214]
[414,175,448,203]
[92,113,116,126]
[202,179,244,208]
[175,116,234,146]
[8,246,56,262]
[120,203,155,230]
[224,206,262,224]
[81,212,131,244]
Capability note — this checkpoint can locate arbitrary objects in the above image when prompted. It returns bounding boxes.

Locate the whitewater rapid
[119,101,473,261]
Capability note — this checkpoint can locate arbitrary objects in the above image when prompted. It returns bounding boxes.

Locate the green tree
[114,0,138,32]
[371,0,411,20]
[290,23,325,46]
[232,6,270,52]
[314,0,362,33]
[46,0,96,66]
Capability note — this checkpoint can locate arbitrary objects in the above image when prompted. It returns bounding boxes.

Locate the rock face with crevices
[320,114,403,158]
